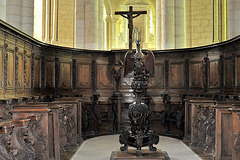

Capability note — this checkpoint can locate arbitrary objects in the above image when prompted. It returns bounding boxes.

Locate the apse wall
[1,19,240,100]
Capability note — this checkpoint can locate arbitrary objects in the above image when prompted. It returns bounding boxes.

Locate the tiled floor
[71,134,202,160]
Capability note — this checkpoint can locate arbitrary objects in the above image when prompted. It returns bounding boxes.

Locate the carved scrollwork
[23,50,27,88]
[72,59,76,89]
[59,105,76,151]
[28,115,47,159]
[203,56,209,92]
[31,53,34,90]
[15,47,19,89]
[234,131,240,156]
[91,58,96,92]
[4,43,8,93]
[197,107,208,148]
[13,127,35,160]
[185,59,189,90]
[0,134,15,160]
[219,55,224,93]
[165,60,169,90]
[191,106,201,146]
[205,108,215,153]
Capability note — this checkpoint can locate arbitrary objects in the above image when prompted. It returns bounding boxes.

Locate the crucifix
[115,6,147,50]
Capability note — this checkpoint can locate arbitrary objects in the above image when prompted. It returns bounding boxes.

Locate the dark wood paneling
[34,59,41,88]
[97,64,113,89]
[209,61,219,88]
[76,63,91,88]
[59,62,71,88]
[225,59,233,88]
[45,61,55,88]
[149,63,164,89]
[189,61,203,89]
[169,63,184,89]
[236,56,240,88]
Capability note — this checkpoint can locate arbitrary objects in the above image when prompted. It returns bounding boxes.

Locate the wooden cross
[115,6,147,50]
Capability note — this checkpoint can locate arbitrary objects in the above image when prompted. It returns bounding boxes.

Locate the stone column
[6,0,21,29]
[84,0,98,49]
[98,0,104,50]
[162,0,175,49]
[0,0,6,21]
[228,0,240,38]
[104,15,112,50]
[175,0,186,48]
[21,0,34,36]
[5,0,34,36]
[75,0,85,48]
[156,0,161,50]
[157,0,175,49]
[50,0,59,43]
[44,0,51,42]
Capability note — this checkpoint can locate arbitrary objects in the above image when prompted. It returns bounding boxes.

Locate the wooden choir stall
[0,17,240,159]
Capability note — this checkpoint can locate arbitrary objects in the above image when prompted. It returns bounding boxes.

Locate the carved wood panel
[76,63,91,88]
[97,64,113,89]
[45,61,55,88]
[7,50,14,88]
[148,63,164,88]
[236,57,240,88]
[0,47,2,87]
[17,53,23,87]
[189,62,203,89]
[209,61,219,88]
[224,59,233,88]
[169,63,184,88]
[25,54,31,88]
[34,59,41,88]
[59,62,71,88]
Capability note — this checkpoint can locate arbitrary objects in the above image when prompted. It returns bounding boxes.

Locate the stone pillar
[162,0,175,49]
[5,0,34,36]
[156,0,161,50]
[6,0,21,29]
[175,0,186,48]
[157,0,175,50]
[98,0,104,50]
[84,0,98,49]
[104,15,112,50]
[44,0,51,42]
[0,0,6,21]
[75,0,85,48]
[228,0,240,38]
[21,0,34,36]
[50,0,59,43]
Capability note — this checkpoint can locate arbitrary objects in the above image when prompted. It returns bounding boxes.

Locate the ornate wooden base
[110,149,170,160]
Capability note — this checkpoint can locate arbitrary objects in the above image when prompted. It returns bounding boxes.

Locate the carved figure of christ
[115,6,147,50]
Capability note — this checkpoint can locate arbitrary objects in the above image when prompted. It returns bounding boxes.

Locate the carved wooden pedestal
[110,149,170,160]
